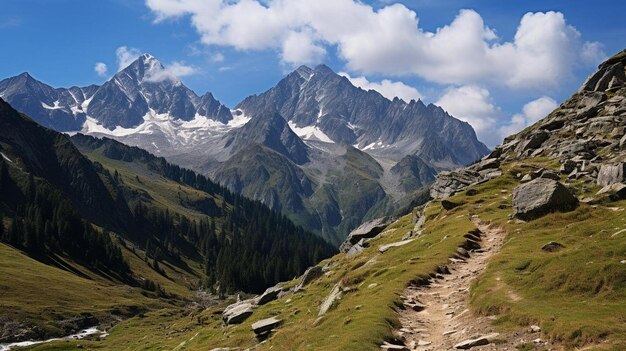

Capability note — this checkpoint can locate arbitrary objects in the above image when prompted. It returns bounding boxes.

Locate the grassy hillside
[22,157,626,350]
[0,98,335,345]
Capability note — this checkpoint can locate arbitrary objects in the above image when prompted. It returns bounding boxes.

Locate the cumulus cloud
[499,96,558,138]
[94,62,108,77]
[281,30,326,65]
[112,46,198,82]
[145,0,603,90]
[144,61,198,82]
[436,85,500,141]
[340,72,422,102]
[116,46,142,71]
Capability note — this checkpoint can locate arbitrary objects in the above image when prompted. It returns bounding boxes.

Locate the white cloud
[436,85,500,145]
[281,30,326,66]
[116,46,142,71]
[340,72,422,102]
[94,62,108,77]
[210,52,225,62]
[145,61,198,83]
[112,46,198,82]
[499,96,557,138]
[145,1,603,90]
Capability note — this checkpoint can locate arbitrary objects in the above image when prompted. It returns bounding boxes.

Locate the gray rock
[597,183,626,201]
[378,239,415,253]
[541,241,565,252]
[470,157,500,171]
[223,301,255,325]
[339,217,394,253]
[430,169,483,200]
[539,170,561,180]
[319,283,343,316]
[521,174,532,182]
[254,285,283,305]
[517,131,549,153]
[345,241,365,257]
[560,159,578,174]
[380,342,409,350]
[294,266,323,291]
[454,336,490,349]
[512,178,578,220]
[597,163,626,187]
[251,317,282,336]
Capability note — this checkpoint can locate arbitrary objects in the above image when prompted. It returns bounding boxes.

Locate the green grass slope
[26,157,626,351]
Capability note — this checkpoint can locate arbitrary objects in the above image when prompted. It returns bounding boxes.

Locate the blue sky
[1,0,625,146]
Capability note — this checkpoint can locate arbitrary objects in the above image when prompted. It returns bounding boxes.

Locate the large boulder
[339,217,394,253]
[597,163,626,187]
[512,178,578,220]
[251,317,282,337]
[222,301,254,325]
[254,285,283,306]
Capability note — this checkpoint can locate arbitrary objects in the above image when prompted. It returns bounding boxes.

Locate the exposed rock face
[597,163,626,187]
[339,217,395,253]
[429,169,483,200]
[512,179,578,220]
[429,157,501,200]
[580,50,626,92]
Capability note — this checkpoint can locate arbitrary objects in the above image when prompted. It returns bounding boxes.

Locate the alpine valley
[0,54,488,245]
[2,3,625,349]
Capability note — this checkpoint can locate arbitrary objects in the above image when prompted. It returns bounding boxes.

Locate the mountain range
[0,55,489,244]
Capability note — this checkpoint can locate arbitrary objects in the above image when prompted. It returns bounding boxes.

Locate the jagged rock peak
[580,48,626,93]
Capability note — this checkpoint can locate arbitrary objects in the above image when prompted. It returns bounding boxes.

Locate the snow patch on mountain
[41,101,62,110]
[288,121,334,143]
[82,108,251,144]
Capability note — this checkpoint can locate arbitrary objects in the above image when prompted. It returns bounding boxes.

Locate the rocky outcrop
[254,285,283,306]
[429,156,501,200]
[251,317,282,338]
[294,266,324,291]
[597,163,626,187]
[339,217,395,253]
[512,179,578,220]
[597,183,626,201]
[580,50,626,92]
[429,169,483,200]
[319,283,343,316]
[222,301,255,325]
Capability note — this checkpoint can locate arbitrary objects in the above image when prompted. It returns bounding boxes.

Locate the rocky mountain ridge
[430,49,626,204]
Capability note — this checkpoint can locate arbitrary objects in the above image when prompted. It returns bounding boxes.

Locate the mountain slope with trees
[0,98,334,343]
